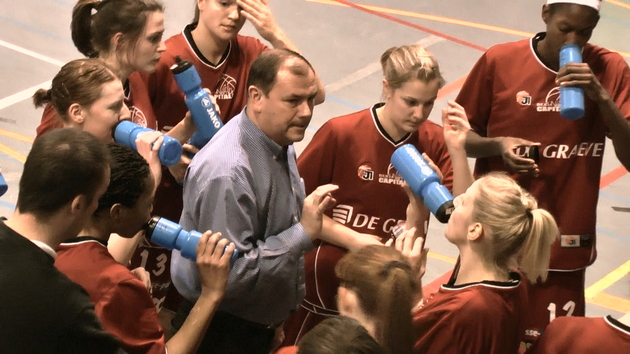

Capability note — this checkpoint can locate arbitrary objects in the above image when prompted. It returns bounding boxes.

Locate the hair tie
[525,208,533,219]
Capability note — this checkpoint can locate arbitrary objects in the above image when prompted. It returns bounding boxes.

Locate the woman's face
[384,78,440,136]
[198,0,247,43]
[82,80,131,142]
[444,180,480,245]
[127,11,166,74]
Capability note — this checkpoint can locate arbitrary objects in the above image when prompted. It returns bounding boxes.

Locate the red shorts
[521,269,586,345]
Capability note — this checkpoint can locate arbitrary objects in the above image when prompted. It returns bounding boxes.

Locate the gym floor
[0,0,628,318]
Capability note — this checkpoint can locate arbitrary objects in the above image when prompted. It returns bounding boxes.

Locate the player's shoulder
[484,38,530,61]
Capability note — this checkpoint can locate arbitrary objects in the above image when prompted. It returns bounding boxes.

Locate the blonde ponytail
[518,208,559,283]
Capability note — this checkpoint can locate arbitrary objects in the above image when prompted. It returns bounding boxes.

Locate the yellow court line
[428,251,457,264]
[605,0,630,11]
[587,292,630,313]
[0,128,34,144]
[585,260,630,300]
[0,142,26,163]
[307,0,630,58]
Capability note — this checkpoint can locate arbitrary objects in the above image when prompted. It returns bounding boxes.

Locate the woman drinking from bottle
[393,101,559,353]
[55,142,235,354]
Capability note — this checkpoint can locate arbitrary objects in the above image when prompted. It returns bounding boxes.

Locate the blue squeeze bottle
[145,216,238,267]
[113,120,183,166]
[0,172,7,196]
[391,144,454,223]
[171,56,223,150]
[559,44,585,120]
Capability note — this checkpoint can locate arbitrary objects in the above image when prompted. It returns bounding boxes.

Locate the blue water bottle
[171,56,223,150]
[391,144,454,223]
[559,44,585,120]
[144,216,238,266]
[113,121,183,166]
[0,172,8,197]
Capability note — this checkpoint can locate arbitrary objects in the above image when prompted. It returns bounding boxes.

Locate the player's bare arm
[557,62,630,170]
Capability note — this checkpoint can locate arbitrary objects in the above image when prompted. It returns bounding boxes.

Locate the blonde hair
[473,173,559,283]
[336,245,416,354]
[380,44,445,90]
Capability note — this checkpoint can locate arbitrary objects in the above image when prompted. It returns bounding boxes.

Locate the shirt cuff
[285,222,313,258]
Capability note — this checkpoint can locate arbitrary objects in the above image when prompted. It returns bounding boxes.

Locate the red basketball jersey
[286,104,452,341]
[413,271,527,354]
[529,315,630,353]
[456,36,630,270]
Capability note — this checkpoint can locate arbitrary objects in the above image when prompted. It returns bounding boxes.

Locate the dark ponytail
[71,0,101,57]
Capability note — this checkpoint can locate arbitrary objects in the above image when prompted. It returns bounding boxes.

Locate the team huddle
[0,0,629,353]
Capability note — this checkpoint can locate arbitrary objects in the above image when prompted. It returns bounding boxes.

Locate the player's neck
[98,54,132,82]
[376,104,407,142]
[191,25,230,65]
[78,217,112,241]
[535,37,560,71]
[454,249,509,285]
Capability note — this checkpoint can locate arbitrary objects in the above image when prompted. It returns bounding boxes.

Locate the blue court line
[0,200,15,210]
[597,226,630,242]
[599,190,630,206]
[0,16,71,43]
[325,94,365,111]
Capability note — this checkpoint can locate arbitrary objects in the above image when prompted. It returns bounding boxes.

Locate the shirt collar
[240,108,286,158]
[30,240,57,259]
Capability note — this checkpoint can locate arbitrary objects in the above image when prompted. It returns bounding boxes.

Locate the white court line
[324,35,445,94]
[0,39,64,67]
[0,80,52,111]
[0,39,63,111]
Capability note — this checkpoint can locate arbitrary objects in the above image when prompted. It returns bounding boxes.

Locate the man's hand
[301,184,339,240]
[196,231,235,299]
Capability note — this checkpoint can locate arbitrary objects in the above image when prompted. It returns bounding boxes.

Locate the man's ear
[68,103,85,124]
[248,85,264,112]
[467,222,484,241]
[70,194,89,215]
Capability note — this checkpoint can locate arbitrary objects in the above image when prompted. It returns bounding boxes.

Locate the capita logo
[357,164,374,181]
[378,164,404,185]
[130,106,148,127]
[516,90,532,106]
[331,204,404,234]
[215,74,236,100]
[536,87,561,112]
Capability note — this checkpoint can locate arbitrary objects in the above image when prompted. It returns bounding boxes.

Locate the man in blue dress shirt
[171,48,337,353]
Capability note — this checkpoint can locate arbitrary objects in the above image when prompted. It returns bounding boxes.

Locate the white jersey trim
[181,27,231,70]
[605,316,630,336]
[370,104,413,148]
[529,37,557,75]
